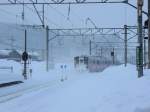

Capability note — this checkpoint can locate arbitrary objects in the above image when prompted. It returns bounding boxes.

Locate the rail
[0,79,58,103]
[0,66,13,72]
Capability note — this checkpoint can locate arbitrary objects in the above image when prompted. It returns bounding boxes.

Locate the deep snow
[0,60,149,112]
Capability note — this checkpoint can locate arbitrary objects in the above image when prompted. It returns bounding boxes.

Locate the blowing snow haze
[0,0,149,112]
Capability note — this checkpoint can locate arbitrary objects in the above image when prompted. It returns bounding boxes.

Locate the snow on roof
[0,50,10,55]
[15,50,40,56]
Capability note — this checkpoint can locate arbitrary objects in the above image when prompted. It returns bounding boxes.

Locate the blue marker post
[60,64,68,82]
[60,65,64,82]
[64,65,67,80]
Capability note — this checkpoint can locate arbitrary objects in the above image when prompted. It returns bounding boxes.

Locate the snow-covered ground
[0,60,150,112]
[0,60,23,84]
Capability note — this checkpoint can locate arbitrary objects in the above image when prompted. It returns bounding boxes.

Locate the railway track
[0,79,58,103]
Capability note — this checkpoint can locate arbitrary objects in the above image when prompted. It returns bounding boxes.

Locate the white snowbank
[0,59,23,83]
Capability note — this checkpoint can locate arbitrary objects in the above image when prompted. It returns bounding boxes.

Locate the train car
[74,55,120,72]
[74,55,88,71]
[88,56,112,72]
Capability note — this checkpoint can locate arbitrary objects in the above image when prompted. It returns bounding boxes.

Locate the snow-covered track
[0,81,23,88]
[0,80,58,103]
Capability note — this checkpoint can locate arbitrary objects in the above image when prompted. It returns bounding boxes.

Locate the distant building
[0,49,42,62]
[0,50,9,59]
[8,50,21,61]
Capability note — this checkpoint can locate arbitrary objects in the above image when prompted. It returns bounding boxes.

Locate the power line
[13,0,62,28]
[0,0,128,5]
[45,0,87,28]
[44,0,76,28]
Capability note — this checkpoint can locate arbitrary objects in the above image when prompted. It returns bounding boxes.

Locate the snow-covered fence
[0,66,13,73]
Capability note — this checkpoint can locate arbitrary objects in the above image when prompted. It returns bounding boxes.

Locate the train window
[84,57,88,64]
[97,60,100,64]
[93,60,95,64]
[80,59,84,63]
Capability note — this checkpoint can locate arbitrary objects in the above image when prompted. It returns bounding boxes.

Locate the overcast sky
[0,0,148,28]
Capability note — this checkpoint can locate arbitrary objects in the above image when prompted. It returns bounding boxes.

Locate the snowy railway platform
[0,60,75,104]
[0,73,23,88]
[0,60,24,88]
[0,62,149,112]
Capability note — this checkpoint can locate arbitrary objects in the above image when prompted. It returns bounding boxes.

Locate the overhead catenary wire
[44,0,76,28]
[43,0,87,28]
[9,0,63,28]
[67,3,71,20]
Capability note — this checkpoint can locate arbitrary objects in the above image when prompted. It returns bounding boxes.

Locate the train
[74,55,120,72]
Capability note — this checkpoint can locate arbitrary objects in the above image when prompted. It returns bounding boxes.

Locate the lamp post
[137,0,144,78]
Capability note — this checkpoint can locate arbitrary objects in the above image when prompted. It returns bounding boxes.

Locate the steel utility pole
[46,26,49,72]
[148,0,150,68]
[42,4,45,27]
[143,29,146,68]
[24,30,27,79]
[9,36,15,50]
[89,40,92,56]
[124,25,128,67]
[22,29,28,80]
[111,48,115,65]
[137,0,143,77]
[113,48,115,64]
